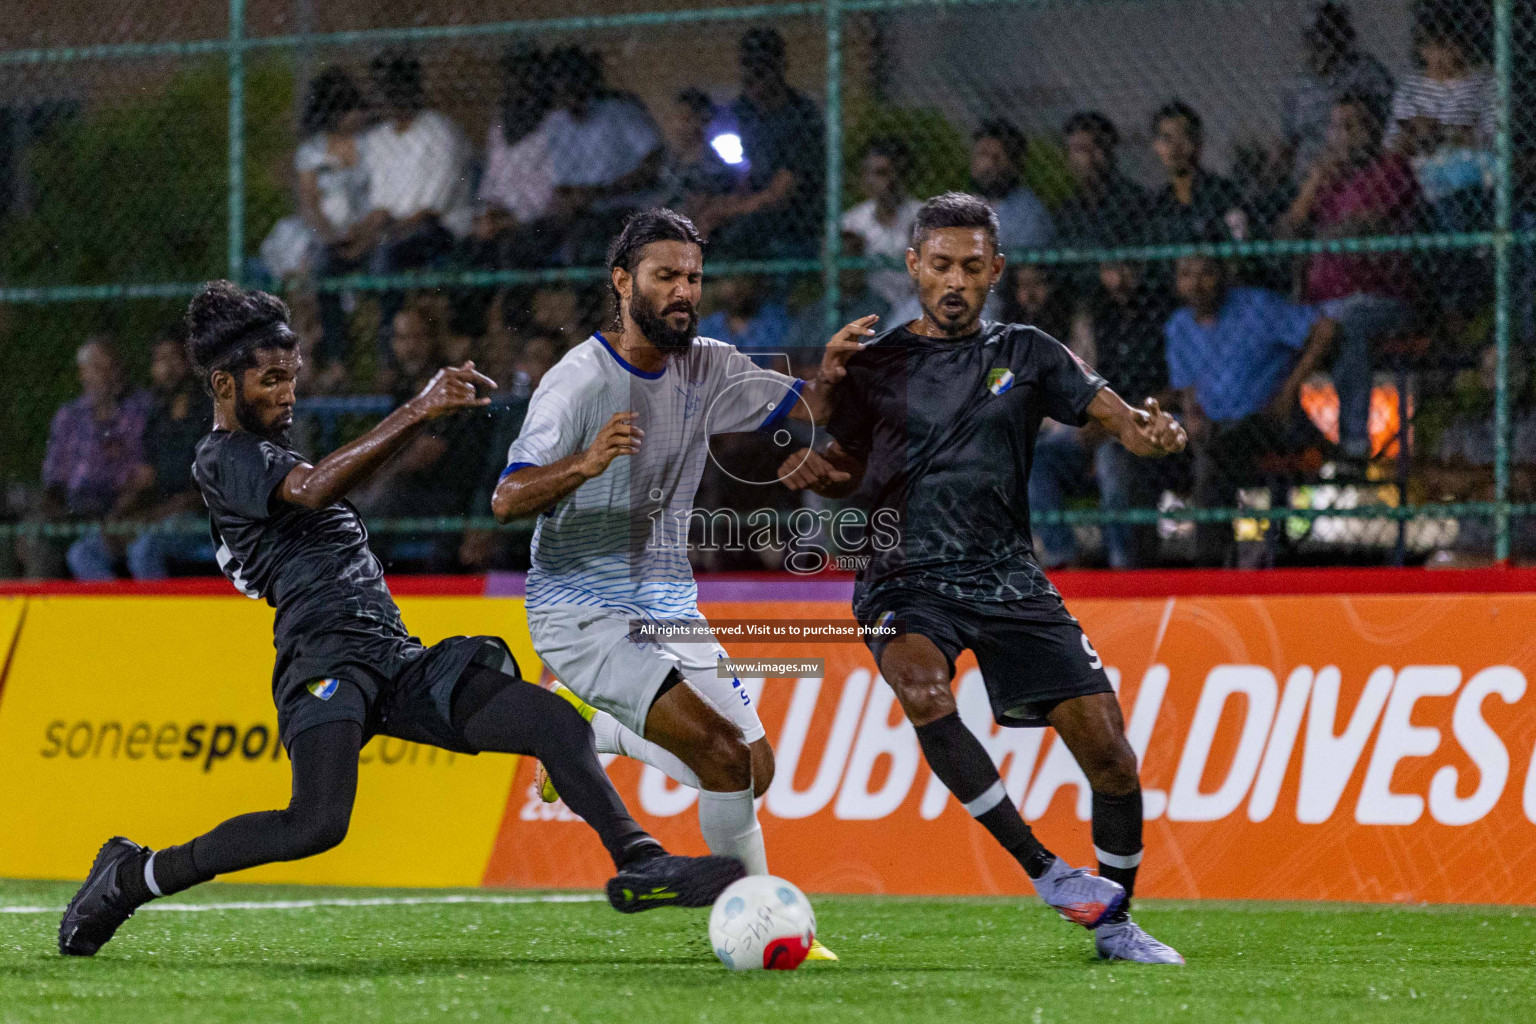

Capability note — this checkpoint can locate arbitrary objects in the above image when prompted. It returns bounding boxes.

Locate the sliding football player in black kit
[59,281,743,957]
[779,193,1187,963]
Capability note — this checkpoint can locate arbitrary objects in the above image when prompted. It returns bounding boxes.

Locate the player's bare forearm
[491,455,595,522]
[280,363,494,509]
[1087,386,1187,459]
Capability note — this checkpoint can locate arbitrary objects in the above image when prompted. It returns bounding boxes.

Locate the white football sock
[589,708,701,789]
[697,786,769,875]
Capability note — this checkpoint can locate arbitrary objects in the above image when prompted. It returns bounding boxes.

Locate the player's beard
[924,290,983,338]
[629,291,698,353]
[233,379,292,445]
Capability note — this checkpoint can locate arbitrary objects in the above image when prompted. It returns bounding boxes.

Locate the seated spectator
[998,264,1074,342]
[842,137,922,309]
[1281,92,1419,467]
[1030,261,1176,569]
[1166,255,1338,565]
[656,88,739,225]
[709,28,826,258]
[23,337,153,580]
[118,331,215,579]
[350,51,472,378]
[1386,12,1496,206]
[476,45,557,247]
[698,274,791,354]
[1422,346,1536,562]
[783,232,891,373]
[969,119,1053,253]
[1053,111,1148,249]
[1149,100,1250,243]
[1281,2,1395,183]
[540,47,663,263]
[382,305,446,404]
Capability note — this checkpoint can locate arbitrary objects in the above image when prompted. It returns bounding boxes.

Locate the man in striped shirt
[492,209,865,960]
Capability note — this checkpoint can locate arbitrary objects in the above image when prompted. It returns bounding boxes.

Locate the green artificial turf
[2,879,1533,1023]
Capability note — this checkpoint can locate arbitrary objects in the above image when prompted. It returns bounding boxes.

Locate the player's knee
[288,805,351,859]
[1083,739,1140,796]
[695,728,752,792]
[887,670,956,726]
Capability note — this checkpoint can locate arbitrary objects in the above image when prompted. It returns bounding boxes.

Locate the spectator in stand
[1281,2,1395,183]
[1029,261,1176,569]
[1166,255,1338,565]
[1280,92,1419,469]
[999,264,1074,342]
[1053,111,1148,249]
[783,232,891,372]
[1149,100,1250,243]
[540,47,663,263]
[842,137,922,309]
[698,274,791,354]
[350,51,472,379]
[709,28,826,257]
[969,119,1053,253]
[468,45,557,279]
[1422,346,1536,561]
[97,331,215,579]
[656,88,739,226]
[23,337,153,580]
[290,68,372,370]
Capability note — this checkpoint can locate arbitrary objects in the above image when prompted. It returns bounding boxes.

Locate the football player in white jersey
[492,209,866,956]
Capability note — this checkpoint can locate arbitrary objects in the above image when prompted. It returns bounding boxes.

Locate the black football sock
[914,712,1056,879]
[1092,788,1143,917]
[147,720,363,897]
[114,848,155,907]
[455,668,651,871]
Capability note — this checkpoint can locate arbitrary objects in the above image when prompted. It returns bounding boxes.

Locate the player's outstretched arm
[1087,388,1188,459]
[279,362,494,509]
[492,412,643,522]
[776,440,865,499]
[790,315,878,424]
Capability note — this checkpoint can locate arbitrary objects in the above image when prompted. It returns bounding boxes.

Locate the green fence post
[1494,0,1512,562]
[822,0,844,338]
[228,0,246,284]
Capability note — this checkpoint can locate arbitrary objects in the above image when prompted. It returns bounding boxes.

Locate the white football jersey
[506,332,802,617]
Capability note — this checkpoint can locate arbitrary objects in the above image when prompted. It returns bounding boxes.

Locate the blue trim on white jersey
[758,377,804,431]
[594,331,665,380]
[500,461,539,481]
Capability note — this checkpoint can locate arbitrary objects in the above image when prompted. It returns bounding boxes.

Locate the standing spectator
[969,119,1053,253]
[287,68,372,370]
[1281,2,1395,183]
[842,137,922,309]
[1281,93,1419,467]
[351,51,472,374]
[1030,261,1176,569]
[656,88,739,222]
[710,28,826,257]
[25,338,152,580]
[698,275,791,354]
[1166,255,1338,565]
[1149,100,1250,244]
[1053,111,1148,249]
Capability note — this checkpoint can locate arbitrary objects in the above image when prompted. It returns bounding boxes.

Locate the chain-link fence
[0,0,1529,578]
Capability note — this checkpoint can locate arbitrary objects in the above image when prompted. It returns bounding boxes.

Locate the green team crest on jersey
[986,368,1015,395]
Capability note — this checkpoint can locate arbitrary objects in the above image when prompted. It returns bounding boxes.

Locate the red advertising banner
[485,594,1536,904]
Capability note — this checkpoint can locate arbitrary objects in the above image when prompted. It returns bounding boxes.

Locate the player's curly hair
[605,207,704,319]
[185,280,296,394]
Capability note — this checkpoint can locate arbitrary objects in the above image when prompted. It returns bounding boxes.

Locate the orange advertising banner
[485,594,1536,905]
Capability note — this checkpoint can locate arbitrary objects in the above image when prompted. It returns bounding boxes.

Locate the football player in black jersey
[780,193,1188,963]
[59,282,744,957]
